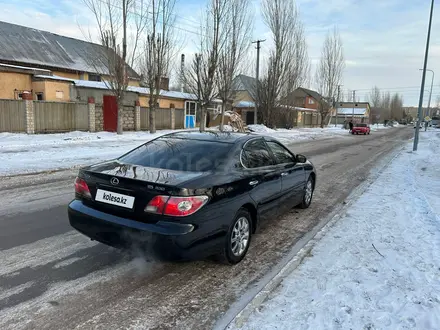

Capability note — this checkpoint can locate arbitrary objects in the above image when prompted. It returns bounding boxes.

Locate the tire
[217,208,252,264]
[364,132,366,135]
[299,176,315,209]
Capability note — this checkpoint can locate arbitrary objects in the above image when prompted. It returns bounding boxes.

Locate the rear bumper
[68,200,225,260]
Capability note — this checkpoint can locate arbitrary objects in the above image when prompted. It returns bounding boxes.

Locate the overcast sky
[0,0,439,106]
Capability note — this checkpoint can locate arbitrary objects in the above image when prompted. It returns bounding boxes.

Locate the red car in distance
[351,123,370,135]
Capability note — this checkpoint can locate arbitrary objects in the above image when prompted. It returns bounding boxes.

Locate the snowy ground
[232,130,440,330]
[0,130,180,176]
[0,124,398,176]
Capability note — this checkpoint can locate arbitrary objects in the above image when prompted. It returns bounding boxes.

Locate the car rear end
[68,135,237,260]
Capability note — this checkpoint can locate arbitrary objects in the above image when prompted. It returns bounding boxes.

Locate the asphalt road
[0,127,414,330]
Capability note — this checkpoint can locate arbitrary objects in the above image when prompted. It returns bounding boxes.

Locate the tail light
[145,196,208,217]
[74,177,91,199]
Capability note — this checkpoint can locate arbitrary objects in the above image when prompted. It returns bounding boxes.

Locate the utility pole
[252,39,265,124]
[352,90,356,121]
[414,0,434,151]
[335,85,343,127]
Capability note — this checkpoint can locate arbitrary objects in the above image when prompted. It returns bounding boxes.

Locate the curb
[227,142,408,330]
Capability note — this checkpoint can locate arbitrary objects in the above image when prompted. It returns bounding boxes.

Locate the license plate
[95,189,135,209]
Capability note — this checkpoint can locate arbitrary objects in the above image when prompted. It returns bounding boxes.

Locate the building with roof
[0,21,226,131]
[0,21,140,102]
[287,87,327,110]
[231,74,258,124]
[330,101,371,124]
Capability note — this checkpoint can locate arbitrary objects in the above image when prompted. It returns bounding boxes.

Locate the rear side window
[119,138,232,172]
[266,141,295,165]
[241,139,274,168]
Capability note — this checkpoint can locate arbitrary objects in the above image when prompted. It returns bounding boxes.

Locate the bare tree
[140,0,177,134]
[83,0,147,134]
[315,27,345,128]
[390,93,404,120]
[217,0,253,131]
[259,0,307,127]
[379,91,391,109]
[367,86,381,107]
[282,22,310,99]
[184,0,229,132]
[347,89,353,102]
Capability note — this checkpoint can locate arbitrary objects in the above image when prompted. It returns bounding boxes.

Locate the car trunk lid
[79,160,205,222]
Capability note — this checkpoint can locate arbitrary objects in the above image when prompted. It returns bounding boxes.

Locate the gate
[103,95,118,132]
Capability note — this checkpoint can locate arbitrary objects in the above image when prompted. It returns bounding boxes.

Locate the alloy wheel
[231,217,250,257]
[305,180,313,205]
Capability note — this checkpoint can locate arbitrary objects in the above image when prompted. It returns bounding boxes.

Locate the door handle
[249,180,259,186]
[281,172,288,176]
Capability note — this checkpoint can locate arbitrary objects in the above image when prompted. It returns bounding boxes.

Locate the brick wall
[95,104,104,131]
[94,104,136,131]
[122,106,135,130]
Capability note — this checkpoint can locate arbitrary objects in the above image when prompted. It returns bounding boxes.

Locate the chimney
[155,76,170,91]
[160,76,169,91]
[181,54,185,92]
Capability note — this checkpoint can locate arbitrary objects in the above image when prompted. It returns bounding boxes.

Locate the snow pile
[233,131,440,330]
[247,124,276,133]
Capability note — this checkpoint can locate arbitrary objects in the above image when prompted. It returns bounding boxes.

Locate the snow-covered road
[0,125,396,176]
[231,130,440,330]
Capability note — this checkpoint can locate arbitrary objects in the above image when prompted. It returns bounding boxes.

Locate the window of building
[308,98,315,104]
[56,91,64,99]
[36,93,44,101]
[14,90,29,100]
[185,101,197,115]
[88,74,102,82]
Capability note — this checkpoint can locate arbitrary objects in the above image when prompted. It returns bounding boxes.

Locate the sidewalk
[231,130,440,330]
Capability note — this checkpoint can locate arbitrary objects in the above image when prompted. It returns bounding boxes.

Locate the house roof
[0,21,139,78]
[34,74,76,82]
[232,74,258,100]
[291,87,324,101]
[234,100,255,108]
[73,79,222,102]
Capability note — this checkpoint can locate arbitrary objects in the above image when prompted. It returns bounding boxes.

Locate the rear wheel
[217,209,252,264]
[299,176,314,209]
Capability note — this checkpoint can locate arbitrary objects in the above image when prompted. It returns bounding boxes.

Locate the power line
[92,0,207,39]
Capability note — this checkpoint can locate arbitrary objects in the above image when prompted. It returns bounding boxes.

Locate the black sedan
[68,131,316,264]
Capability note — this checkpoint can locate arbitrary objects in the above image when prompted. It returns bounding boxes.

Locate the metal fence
[34,101,88,133]
[140,108,184,130]
[0,99,26,132]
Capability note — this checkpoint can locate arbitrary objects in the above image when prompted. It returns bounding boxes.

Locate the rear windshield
[355,123,367,127]
[118,138,233,172]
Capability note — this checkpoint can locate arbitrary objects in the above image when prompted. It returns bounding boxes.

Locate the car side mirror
[296,154,307,163]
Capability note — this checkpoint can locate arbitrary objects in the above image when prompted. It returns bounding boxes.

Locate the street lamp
[414,0,434,152]
[419,68,434,118]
